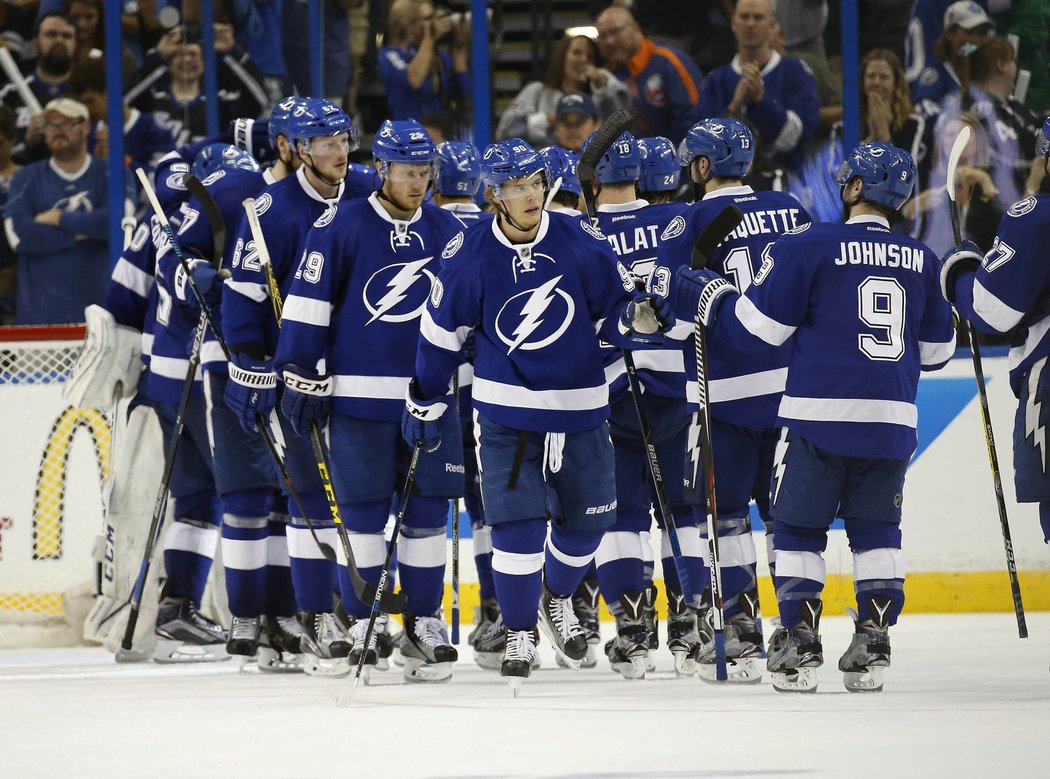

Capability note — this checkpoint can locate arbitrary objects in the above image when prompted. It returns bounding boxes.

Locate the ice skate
[642,581,658,672]
[666,587,701,677]
[401,613,457,683]
[300,611,351,677]
[839,596,892,693]
[768,599,823,693]
[257,615,304,673]
[698,591,764,683]
[604,590,650,680]
[538,580,589,671]
[468,597,501,647]
[556,578,599,669]
[227,616,260,670]
[152,596,230,663]
[500,628,540,697]
[473,614,508,670]
[346,613,388,684]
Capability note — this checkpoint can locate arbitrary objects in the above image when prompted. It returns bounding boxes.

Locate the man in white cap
[2,97,109,324]
[906,0,995,116]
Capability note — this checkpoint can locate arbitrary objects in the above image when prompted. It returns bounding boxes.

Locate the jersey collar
[731,50,781,77]
[846,214,890,228]
[48,156,92,182]
[703,184,754,200]
[597,199,648,213]
[490,209,550,249]
[367,190,422,226]
[296,165,344,205]
[441,202,481,213]
[626,38,656,78]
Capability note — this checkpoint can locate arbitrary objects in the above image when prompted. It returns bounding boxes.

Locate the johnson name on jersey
[275,193,464,421]
[654,186,811,428]
[710,214,954,460]
[414,210,636,434]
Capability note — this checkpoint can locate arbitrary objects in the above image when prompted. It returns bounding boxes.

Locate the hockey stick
[450,372,461,644]
[946,126,1027,639]
[186,176,398,611]
[690,204,745,682]
[309,421,407,614]
[579,110,700,611]
[340,441,424,706]
[242,198,284,324]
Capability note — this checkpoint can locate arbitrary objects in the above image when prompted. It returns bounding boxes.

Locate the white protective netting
[0,327,109,646]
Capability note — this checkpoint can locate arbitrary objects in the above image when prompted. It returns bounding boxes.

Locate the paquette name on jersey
[835,241,925,273]
[363,257,436,324]
[724,208,803,243]
[495,275,576,353]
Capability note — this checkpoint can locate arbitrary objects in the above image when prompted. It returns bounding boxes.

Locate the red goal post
[0,323,110,647]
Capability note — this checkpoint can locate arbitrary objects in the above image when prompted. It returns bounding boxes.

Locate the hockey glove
[619,293,675,347]
[673,267,735,327]
[180,259,226,313]
[402,378,448,453]
[280,366,332,437]
[939,240,983,304]
[225,351,277,434]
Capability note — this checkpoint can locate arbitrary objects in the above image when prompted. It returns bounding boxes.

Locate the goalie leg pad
[63,304,144,409]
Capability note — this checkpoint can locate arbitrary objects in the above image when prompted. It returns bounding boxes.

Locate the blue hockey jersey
[653,186,811,428]
[441,202,494,229]
[953,195,1050,397]
[105,218,158,370]
[596,199,691,400]
[708,215,955,460]
[414,211,641,434]
[223,166,346,356]
[275,193,463,421]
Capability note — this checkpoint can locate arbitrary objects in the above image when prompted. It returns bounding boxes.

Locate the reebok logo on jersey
[442,232,464,259]
[362,258,436,324]
[495,276,576,353]
[254,193,273,216]
[660,215,686,241]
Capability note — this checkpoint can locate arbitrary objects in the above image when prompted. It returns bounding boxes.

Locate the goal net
[0,325,109,647]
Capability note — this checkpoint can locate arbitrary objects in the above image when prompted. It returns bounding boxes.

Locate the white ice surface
[1,613,1048,779]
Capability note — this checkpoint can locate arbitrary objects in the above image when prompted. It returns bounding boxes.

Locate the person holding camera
[380,0,469,122]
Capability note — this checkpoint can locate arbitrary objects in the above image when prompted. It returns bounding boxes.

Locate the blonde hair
[860,48,913,133]
[388,0,427,46]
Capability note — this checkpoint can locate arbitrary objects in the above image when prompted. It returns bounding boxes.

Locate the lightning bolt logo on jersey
[364,257,436,324]
[275,192,465,422]
[496,275,576,352]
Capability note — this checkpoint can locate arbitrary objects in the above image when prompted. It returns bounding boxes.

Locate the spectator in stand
[990,0,1050,113]
[594,5,703,143]
[379,0,468,123]
[0,107,19,324]
[0,13,76,164]
[65,0,139,77]
[69,58,174,177]
[552,94,603,153]
[495,34,631,147]
[936,36,1048,250]
[125,24,269,146]
[282,0,356,106]
[2,98,108,325]
[775,0,840,117]
[697,0,820,177]
[908,1,994,117]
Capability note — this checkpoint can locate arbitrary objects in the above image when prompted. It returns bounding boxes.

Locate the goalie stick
[232,189,406,614]
[946,127,1027,639]
[690,203,744,682]
[578,110,701,630]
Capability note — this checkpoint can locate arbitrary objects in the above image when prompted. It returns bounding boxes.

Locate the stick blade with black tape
[690,205,743,270]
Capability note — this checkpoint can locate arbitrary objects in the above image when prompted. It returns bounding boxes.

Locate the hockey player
[403,138,675,691]
[583,129,696,679]
[274,119,465,683]
[433,141,491,229]
[636,136,681,205]
[223,98,362,677]
[539,146,585,215]
[653,118,812,682]
[673,142,955,693]
[942,119,1050,546]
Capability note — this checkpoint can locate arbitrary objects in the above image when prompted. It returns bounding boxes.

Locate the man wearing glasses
[2,97,109,324]
[595,6,703,145]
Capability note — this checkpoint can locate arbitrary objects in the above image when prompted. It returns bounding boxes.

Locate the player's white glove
[939,240,983,304]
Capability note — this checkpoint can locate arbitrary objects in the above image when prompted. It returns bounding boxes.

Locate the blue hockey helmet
[581,130,641,185]
[677,118,754,177]
[538,146,583,197]
[637,136,680,192]
[480,138,549,196]
[434,141,482,196]
[836,142,916,210]
[373,119,437,170]
[268,95,307,149]
[191,143,261,180]
[289,97,359,152]
[1038,117,1050,158]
